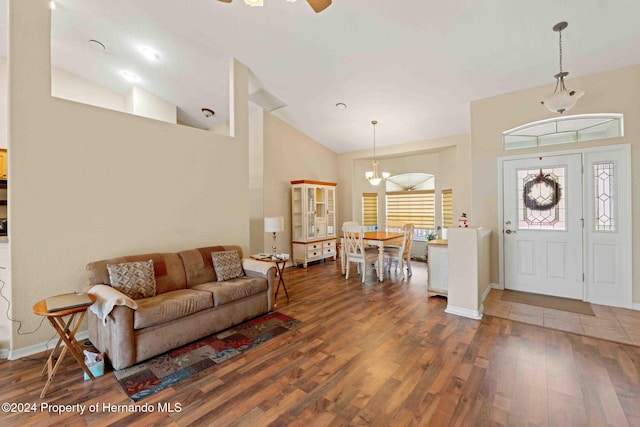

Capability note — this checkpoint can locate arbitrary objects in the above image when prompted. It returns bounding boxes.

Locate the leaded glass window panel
[594,162,616,232]
[503,114,623,150]
[517,167,566,230]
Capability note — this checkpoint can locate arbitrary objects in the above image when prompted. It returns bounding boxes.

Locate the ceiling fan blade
[306,0,331,13]
[218,0,233,3]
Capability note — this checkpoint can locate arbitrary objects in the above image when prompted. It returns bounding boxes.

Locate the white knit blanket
[87,284,138,325]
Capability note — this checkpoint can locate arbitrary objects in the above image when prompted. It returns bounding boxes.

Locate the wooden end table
[252,255,289,306]
[272,258,289,302]
[32,293,97,398]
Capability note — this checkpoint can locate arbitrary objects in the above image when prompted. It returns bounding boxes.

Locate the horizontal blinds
[442,189,453,228]
[362,193,378,226]
[386,190,435,229]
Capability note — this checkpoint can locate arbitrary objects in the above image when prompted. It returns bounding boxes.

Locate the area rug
[113,312,300,401]
[501,289,595,316]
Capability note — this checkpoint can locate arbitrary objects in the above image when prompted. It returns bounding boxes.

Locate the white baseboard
[445,305,483,320]
[8,330,89,360]
[490,283,504,290]
[633,303,640,311]
[0,349,7,359]
[481,285,493,303]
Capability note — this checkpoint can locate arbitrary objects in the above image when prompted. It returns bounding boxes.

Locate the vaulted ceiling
[3,0,640,153]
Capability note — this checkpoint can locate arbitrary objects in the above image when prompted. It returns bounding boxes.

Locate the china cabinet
[291,180,337,267]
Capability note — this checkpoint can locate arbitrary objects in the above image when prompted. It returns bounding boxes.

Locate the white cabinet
[427,240,448,297]
[291,180,337,268]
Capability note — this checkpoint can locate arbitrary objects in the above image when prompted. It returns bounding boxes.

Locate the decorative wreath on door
[523,170,561,211]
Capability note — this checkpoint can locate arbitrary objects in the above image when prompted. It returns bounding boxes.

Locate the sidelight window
[593,162,616,232]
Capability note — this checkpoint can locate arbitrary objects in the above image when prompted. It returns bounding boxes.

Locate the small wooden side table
[251,255,290,306]
[272,258,289,302]
[32,293,97,398]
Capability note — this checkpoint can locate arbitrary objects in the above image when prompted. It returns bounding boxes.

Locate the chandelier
[365,120,390,186]
[541,22,585,114]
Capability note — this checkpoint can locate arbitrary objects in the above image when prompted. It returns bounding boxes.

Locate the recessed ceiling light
[141,47,160,61]
[89,39,106,51]
[201,108,215,118]
[49,1,56,10]
[121,71,140,83]
[335,102,347,109]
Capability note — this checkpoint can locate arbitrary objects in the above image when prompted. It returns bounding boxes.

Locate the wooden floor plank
[1,260,639,426]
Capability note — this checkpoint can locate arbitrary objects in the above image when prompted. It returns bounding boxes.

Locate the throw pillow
[211,250,244,281]
[107,260,156,299]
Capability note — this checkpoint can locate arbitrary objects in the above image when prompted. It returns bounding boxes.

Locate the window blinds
[362,193,378,226]
[442,189,453,228]
[385,190,435,229]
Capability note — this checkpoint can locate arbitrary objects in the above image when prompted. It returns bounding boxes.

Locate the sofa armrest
[242,258,277,310]
[88,304,137,370]
[242,258,275,275]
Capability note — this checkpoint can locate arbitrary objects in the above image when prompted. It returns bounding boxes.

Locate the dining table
[340,230,404,281]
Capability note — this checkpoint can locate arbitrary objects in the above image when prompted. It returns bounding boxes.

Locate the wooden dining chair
[384,223,415,278]
[342,225,378,282]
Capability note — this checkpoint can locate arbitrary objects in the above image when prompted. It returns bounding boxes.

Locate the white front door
[503,154,583,299]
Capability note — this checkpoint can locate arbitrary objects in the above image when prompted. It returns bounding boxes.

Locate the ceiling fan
[217,0,332,14]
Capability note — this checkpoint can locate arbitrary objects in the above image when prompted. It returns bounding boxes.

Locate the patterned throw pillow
[211,250,244,282]
[107,260,156,299]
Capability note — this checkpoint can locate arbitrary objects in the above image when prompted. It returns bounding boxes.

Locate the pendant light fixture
[541,22,585,114]
[365,120,390,186]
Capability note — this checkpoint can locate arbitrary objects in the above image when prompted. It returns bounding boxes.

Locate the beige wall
[248,106,264,255]
[262,112,339,257]
[351,152,440,226]
[438,146,457,195]
[470,64,640,304]
[337,134,470,237]
[124,86,177,124]
[52,67,125,113]
[8,0,250,350]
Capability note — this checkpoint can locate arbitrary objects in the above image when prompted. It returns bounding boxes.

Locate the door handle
[505,229,516,234]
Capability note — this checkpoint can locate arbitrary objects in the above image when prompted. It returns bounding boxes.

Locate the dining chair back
[343,225,378,282]
[384,223,415,278]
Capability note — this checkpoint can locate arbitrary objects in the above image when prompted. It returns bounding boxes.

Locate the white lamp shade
[542,88,585,114]
[264,216,284,233]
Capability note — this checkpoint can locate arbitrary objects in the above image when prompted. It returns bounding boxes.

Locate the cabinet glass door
[306,187,316,239]
[291,187,303,241]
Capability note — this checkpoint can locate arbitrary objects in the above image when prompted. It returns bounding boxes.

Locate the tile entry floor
[484,289,640,346]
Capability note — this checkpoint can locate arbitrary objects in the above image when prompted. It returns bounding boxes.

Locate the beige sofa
[85,245,276,370]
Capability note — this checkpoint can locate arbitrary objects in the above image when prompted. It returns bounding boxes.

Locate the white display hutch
[291,180,337,268]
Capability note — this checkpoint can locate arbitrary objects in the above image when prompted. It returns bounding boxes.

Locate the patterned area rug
[114,312,300,401]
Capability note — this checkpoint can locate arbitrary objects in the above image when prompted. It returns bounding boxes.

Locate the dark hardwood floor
[1,259,639,426]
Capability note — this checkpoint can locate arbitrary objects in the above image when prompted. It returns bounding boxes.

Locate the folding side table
[32,293,97,398]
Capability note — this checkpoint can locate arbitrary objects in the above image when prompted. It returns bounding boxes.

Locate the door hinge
[582,273,585,282]
[581,218,584,228]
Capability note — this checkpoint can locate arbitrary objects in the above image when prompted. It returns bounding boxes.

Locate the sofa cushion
[211,250,244,281]
[133,289,214,330]
[86,252,187,295]
[107,260,156,299]
[190,276,268,307]
[178,245,245,287]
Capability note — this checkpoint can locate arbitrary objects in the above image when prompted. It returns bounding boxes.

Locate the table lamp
[264,216,284,257]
